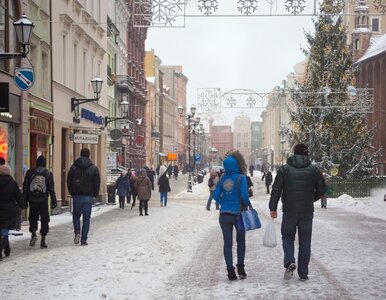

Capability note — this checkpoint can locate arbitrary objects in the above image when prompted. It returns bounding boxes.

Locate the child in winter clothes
[158,165,171,207]
[135,169,152,216]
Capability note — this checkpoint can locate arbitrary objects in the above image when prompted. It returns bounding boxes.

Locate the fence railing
[329,178,386,198]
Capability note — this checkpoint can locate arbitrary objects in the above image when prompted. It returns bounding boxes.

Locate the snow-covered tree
[288,0,380,178]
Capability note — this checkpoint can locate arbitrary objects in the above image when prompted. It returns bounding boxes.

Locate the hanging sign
[135,135,144,145]
[73,133,99,144]
[14,67,35,91]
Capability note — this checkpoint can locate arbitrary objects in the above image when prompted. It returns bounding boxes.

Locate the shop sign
[73,133,99,144]
[31,118,50,134]
[167,153,177,161]
[80,108,104,125]
[106,153,117,169]
[0,128,8,161]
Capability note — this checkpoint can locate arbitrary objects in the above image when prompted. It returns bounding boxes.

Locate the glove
[51,201,57,209]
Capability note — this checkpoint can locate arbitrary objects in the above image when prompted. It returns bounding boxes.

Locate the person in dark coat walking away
[67,148,100,246]
[144,166,155,190]
[206,169,219,210]
[135,169,152,216]
[213,150,251,281]
[249,165,254,177]
[0,165,24,260]
[23,155,57,249]
[158,165,171,207]
[269,143,326,281]
[167,164,173,179]
[172,165,179,180]
[116,171,130,209]
[263,170,273,194]
[129,171,138,209]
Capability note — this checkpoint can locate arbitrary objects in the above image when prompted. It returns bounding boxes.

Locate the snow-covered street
[2,174,386,300]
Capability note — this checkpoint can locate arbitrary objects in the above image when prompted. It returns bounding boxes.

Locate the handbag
[263,220,277,247]
[236,175,261,231]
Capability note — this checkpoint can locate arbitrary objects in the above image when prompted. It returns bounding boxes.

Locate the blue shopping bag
[237,208,262,231]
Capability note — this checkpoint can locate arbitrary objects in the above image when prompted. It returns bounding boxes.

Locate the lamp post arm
[104,116,127,127]
[0,53,27,60]
[71,97,99,112]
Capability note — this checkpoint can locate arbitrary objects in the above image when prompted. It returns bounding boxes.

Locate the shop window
[372,18,379,32]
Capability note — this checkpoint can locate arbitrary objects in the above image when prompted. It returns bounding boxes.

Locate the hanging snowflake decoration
[246,95,257,107]
[134,0,186,27]
[226,96,237,107]
[285,0,306,15]
[197,88,221,113]
[198,0,218,15]
[373,0,386,14]
[237,0,258,15]
[331,0,345,13]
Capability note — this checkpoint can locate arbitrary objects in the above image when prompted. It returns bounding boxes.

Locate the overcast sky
[145,1,316,125]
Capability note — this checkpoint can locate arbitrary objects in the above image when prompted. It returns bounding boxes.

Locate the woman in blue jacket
[214,150,251,281]
[115,172,130,209]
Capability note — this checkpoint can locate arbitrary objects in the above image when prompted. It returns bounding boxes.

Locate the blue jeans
[219,213,246,269]
[206,191,219,210]
[160,192,168,206]
[0,228,9,237]
[72,195,93,242]
[281,212,313,278]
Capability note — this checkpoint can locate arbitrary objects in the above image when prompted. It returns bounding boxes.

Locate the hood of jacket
[74,157,93,169]
[159,165,167,177]
[223,156,240,175]
[0,174,13,190]
[287,154,311,169]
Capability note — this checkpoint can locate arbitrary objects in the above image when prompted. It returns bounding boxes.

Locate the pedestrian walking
[206,169,220,210]
[135,169,152,216]
[172,165,179,180]
[246,175,254,197]
[144,166,155,191]
[67,148,100,246]
[264,170,273,194]
[129,171,138,209]
[22,155,57,249]
[321,174,330,208]
[213,150,251,281]
[115,171,130,209]
[158,165,171,207]
[269,143,326,281]
[0,165,24,260]
[249,165,254,177]
[167,164,173,179]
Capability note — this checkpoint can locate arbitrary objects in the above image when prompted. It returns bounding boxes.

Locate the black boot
[227,267,238,281]
[4,236,10,257]
[29,230,37,247]
[40,235,47,249]
[0,235,6,261]
[236,264,247,279]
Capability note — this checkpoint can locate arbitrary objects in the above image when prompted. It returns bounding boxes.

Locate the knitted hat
[0,165,11,175]
[36,155,46,167]
[159,165,167,177]
[294,143,309,156]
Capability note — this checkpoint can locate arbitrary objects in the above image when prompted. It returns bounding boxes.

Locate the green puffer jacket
[269,154,326,213]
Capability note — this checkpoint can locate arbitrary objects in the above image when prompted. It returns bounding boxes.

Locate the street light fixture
[0,14,34,60]
[71,76,103,123]
[104,96,129,127]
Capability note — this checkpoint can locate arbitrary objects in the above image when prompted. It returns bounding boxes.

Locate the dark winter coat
[144,166,155,190]
[0,175,24,229]
[115,175,130,197]
[158,174,171,193]
[67,156,100,197]
[135,172,152,200]
[265,171,273,186]
[129,174,138,196]
[213,155,250,215]
[269,154,326,213]
[22,166,57,204]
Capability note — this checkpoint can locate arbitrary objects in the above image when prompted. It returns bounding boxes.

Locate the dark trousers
[281,212,313,278]
[219,213,246,269]
[118,196,125,208]
[139,199,149,215]
[29,201,50,236]
[265,183,271,194]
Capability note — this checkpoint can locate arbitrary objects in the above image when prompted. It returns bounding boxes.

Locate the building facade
[233,112,251,166]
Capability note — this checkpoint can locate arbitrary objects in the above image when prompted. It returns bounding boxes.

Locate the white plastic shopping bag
[263,220,277,248]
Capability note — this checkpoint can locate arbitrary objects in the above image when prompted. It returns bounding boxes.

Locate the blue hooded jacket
[213,155,250,215]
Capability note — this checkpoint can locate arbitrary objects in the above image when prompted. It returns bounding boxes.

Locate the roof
[356,34,386,64]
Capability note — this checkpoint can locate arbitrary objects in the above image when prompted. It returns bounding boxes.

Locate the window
[355,39,359,50]
[244,142,248,148]
[62,34,67,84]
[73,43,77,91]
[372,18,379,32]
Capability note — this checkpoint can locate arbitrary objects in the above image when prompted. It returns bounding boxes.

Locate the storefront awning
[158,152,168,157]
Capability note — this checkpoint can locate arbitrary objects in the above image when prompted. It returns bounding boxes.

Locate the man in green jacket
[269,143,326,281]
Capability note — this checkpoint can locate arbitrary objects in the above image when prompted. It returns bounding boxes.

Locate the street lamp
[71,76,103,123]
[104,95,129,127]
[178,105,197,192]
[0,14,34,60]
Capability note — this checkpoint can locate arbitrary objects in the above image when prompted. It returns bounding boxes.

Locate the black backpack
[71,166,89,194]
[208,177,214,188]
[29,170,48,197]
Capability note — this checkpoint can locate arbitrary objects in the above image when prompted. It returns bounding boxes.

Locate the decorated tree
[289,0,380,178]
